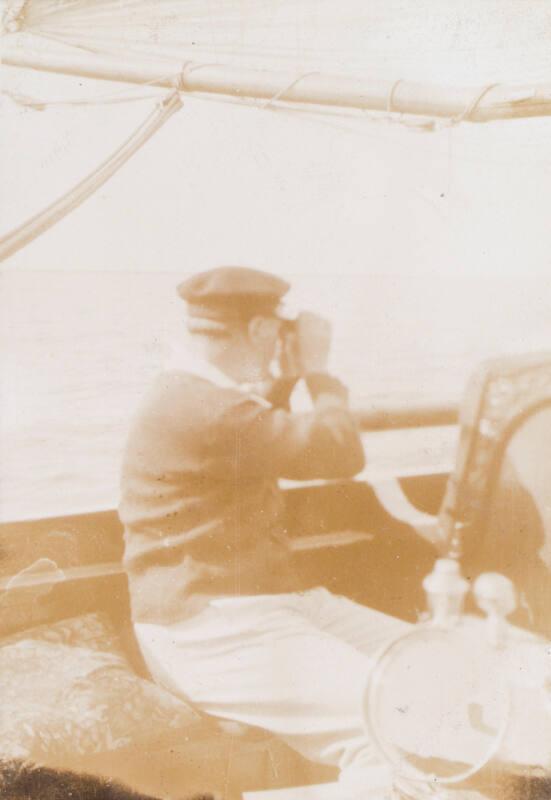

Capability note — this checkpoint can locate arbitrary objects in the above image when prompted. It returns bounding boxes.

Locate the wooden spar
[3,44,551,122]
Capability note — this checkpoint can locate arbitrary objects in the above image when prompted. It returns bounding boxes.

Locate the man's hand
[295,311,332,374]
[278,325,301,378]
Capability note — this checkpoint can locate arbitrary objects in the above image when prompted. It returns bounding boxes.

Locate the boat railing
[0,402,458,594]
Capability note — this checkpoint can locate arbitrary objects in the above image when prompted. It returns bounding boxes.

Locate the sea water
[1,270,550,522]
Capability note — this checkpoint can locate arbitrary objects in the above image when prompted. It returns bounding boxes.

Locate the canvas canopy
[3,0,551,84]
[2,0,551,262]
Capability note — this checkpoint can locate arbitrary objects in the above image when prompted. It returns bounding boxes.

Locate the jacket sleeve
[206,373,366,481]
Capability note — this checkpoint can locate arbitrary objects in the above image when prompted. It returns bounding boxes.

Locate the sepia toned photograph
[2,2,551,798]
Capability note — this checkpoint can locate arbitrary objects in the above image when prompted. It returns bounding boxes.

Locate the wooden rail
[0,479,447,591]
[0,408,456,599]
[355,403,458,431]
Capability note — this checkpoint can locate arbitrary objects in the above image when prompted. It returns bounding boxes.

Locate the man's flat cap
[178,267,290,325]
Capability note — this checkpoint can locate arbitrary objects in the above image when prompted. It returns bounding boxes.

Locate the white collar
[164,344,237,388]
[163,344,272,406]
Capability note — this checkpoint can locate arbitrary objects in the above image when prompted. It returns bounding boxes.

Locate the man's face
[246,315,283,373]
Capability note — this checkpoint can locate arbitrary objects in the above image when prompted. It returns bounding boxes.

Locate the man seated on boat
[118,266,409,782]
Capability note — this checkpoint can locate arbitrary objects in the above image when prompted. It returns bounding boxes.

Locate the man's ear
[247,316,279,345]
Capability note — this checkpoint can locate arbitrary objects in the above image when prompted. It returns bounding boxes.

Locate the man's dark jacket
[119,369,365,624]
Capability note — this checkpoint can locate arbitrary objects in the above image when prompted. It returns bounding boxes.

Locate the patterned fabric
[1,611,123,653]
[439,352,551,556]
[0,613,200,761]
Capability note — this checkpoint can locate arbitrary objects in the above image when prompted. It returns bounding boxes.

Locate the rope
[387,79,404,113]
[1,60,195,111]
[3,88,165,109]
[173,61,233,93]
[455,83,500,123]
[262,71,320,110]
[171,63,324,117]
[0,91,182,264]
[383,78,499,127]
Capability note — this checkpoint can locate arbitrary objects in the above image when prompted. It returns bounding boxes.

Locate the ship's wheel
[362,561,522,799]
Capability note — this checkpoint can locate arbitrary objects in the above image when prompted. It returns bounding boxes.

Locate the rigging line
[1,61,177,107]
[169,81,444,140]
[0,91,182,265]
[25,28,112,56]
[173,87,450,164]
[186,72,512,131]
[280,108,431,140]
[19,16,189,64]
[1,63,195,111]
[173,61,227,92]
[26,27,188,65]
[454,83,500,123]
[386,79,404,113]
[3,63,242,112]
[3,88,165,109]
[262,71,320,110]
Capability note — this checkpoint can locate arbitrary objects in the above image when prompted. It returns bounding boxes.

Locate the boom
[3,46,551,123]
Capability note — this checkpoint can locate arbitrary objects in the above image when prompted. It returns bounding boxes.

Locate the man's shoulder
[147,368,229,398]
[155,368,222,391]
[142,369,246,419]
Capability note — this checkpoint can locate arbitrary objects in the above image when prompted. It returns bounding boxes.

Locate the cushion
[0,613,200,761]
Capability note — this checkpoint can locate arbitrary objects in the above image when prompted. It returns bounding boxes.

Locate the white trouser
[134,587,410,776]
